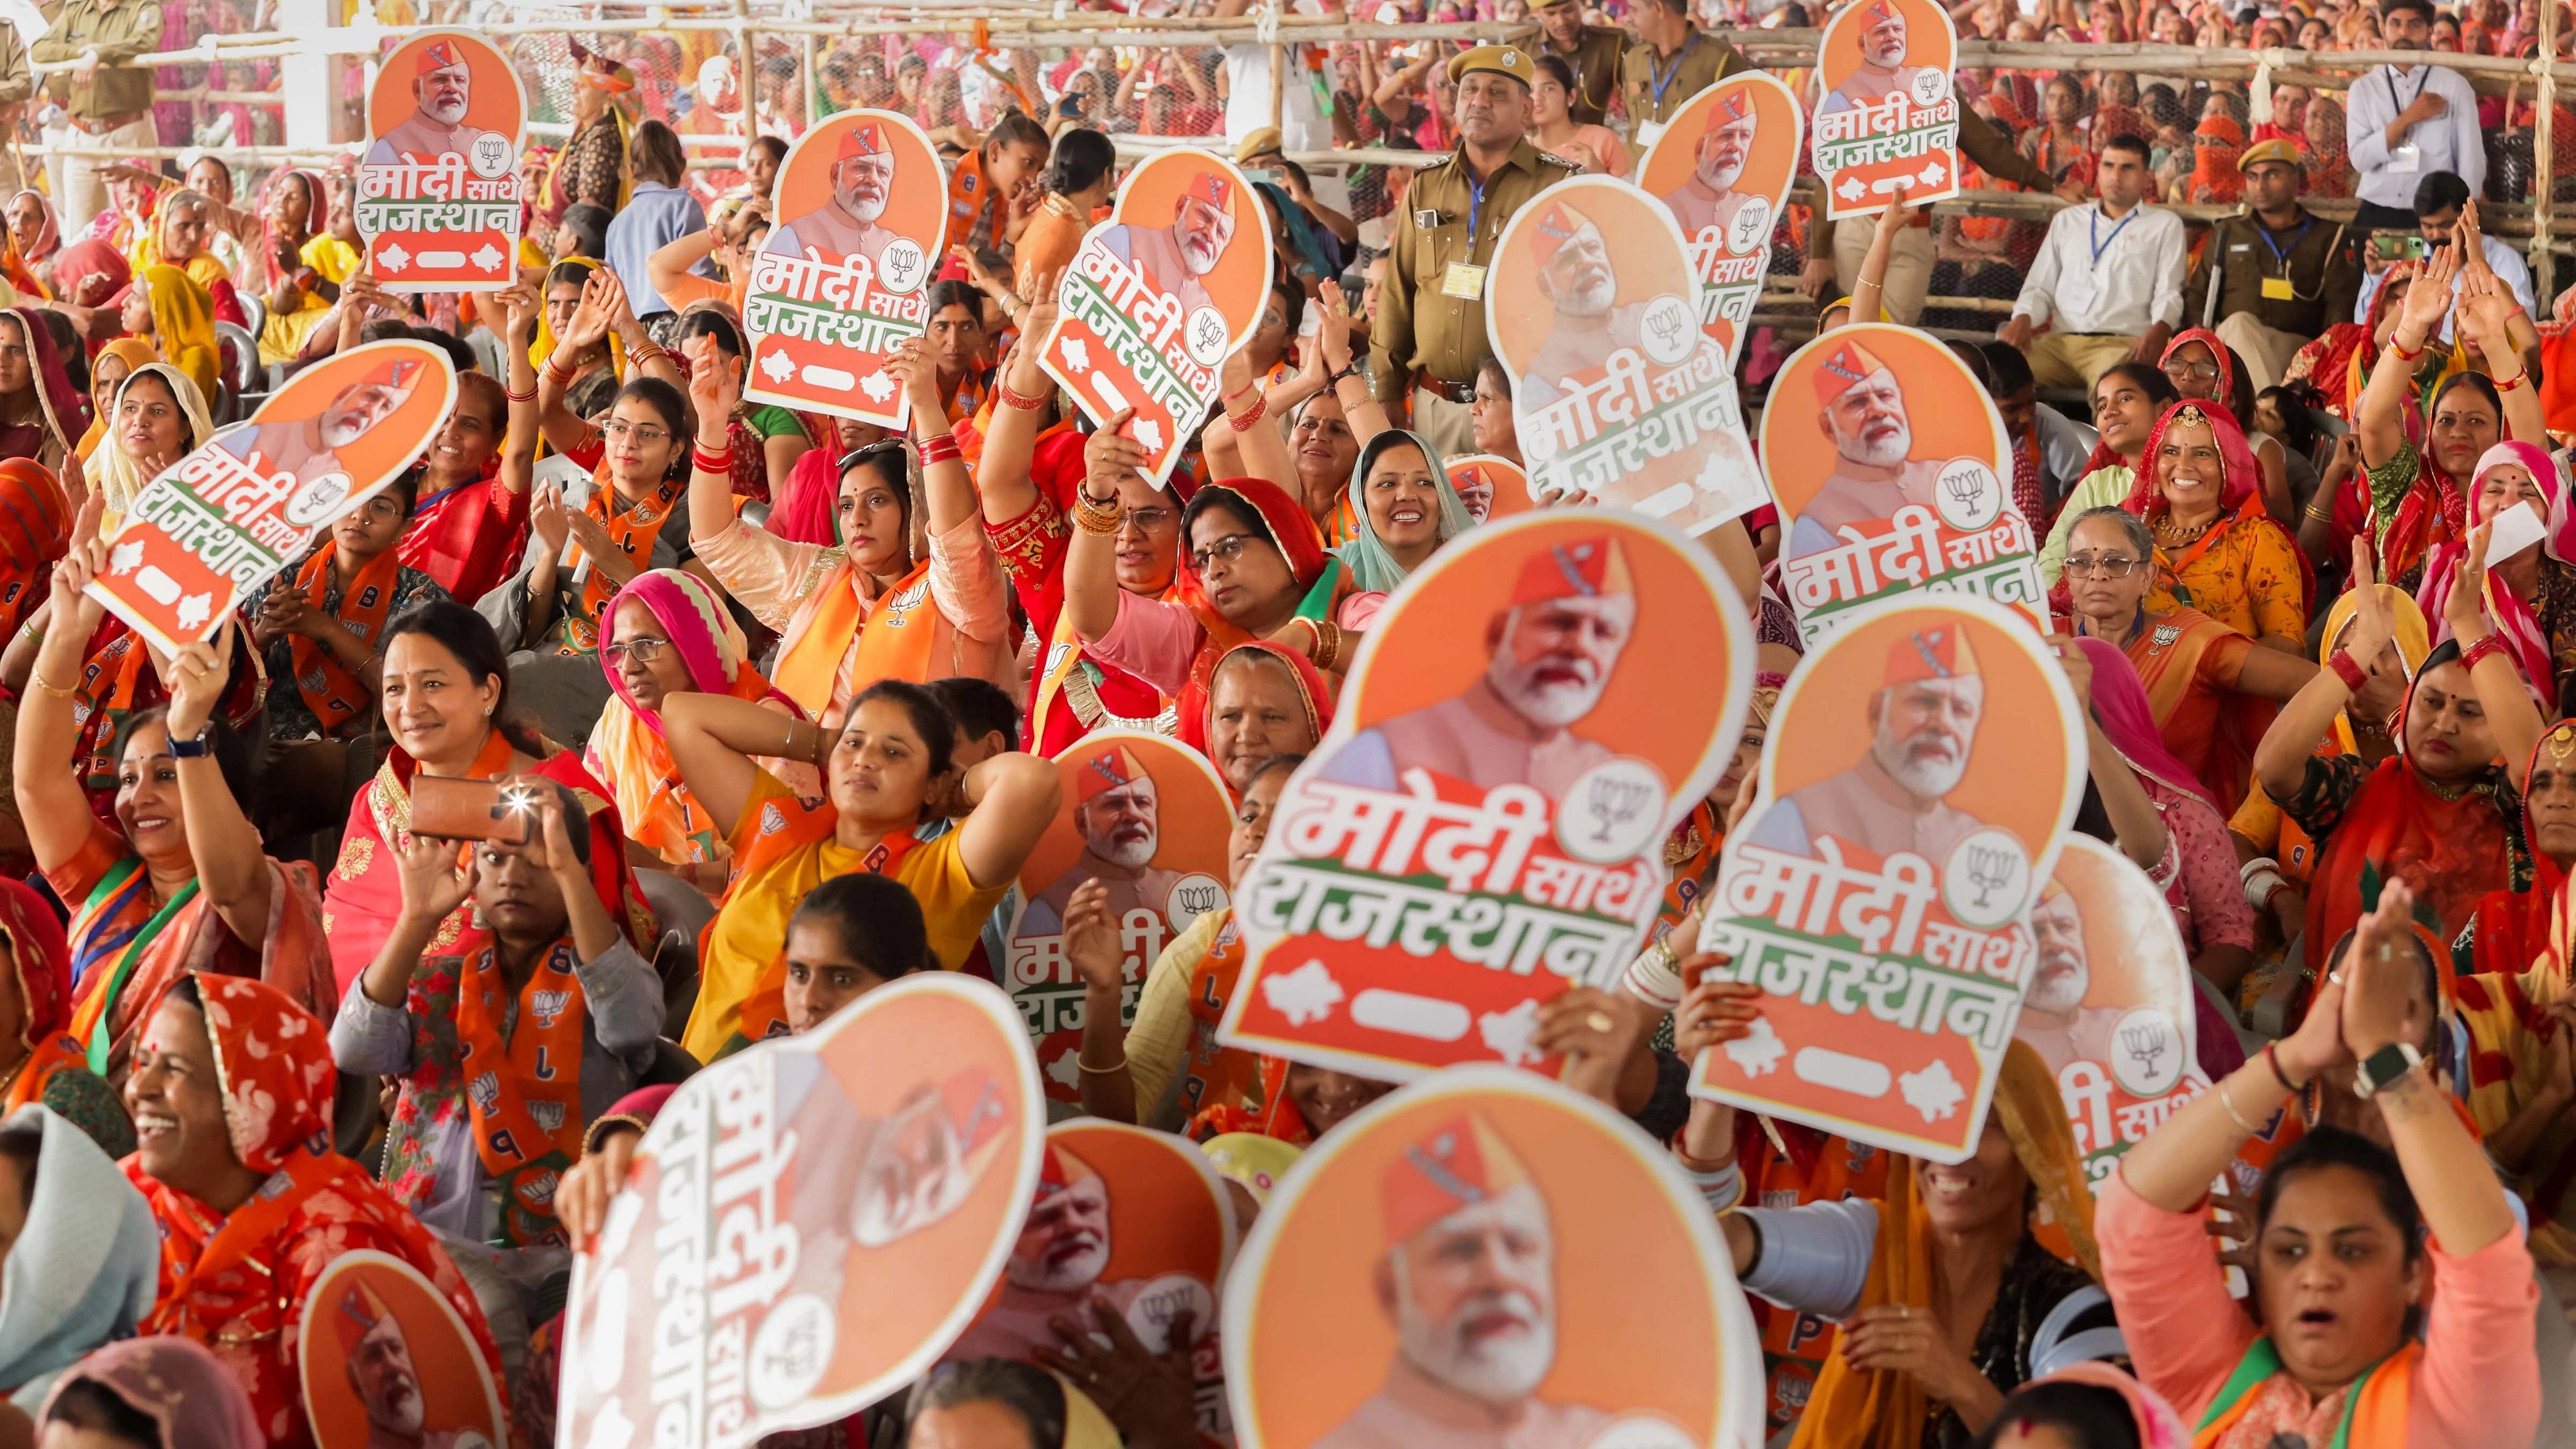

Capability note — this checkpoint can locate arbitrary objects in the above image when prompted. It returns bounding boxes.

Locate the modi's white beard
[425,93,468,126]
[1014,1232,1110,1293]
[1863,37,1906,65]
[1493,659,1606,729]
[2028,959,2089,1014]
[322,413,368,448]
[1554,272,1615,318]
[1095,829,1158,870]
[1878,728,1968,799]
[840,186,889,223]
[1698,154,1748,191]
[369,1376,425,1435]
[1392,1260,1555,1402]
[1183,233,1224,276]
[1836,415,1911,469]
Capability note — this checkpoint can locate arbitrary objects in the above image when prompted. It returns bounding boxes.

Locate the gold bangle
[30,673,75,699]
[1075,1052,1127,1074]
[2216,1076,2261,1136]
[1073,489,1123,536]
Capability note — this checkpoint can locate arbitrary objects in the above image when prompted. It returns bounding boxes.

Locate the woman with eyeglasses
[240,466,449,838]
[974,286,1191,755]
[684,331,1012,729]
[584,568,815,890]
[482,273,695,688]
[1062,375,1378,740]
[2060,505,2316,817]
[2038,362,2179,586]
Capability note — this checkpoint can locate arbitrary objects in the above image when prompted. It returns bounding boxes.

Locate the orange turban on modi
[1035,1142,1101,1202]
[1381,1114,1535,1245]
[333,1278,395,1354]
[1811,337,1892,407]
[415,39,466,77]
[1529,200,1593,264]
[1076,745,1151,804]
[1510,536,1632,606]
[1883,624,1982,688]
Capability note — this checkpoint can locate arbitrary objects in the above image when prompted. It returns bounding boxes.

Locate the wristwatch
[2352,1041,2424,1099]
[167,724,216,759]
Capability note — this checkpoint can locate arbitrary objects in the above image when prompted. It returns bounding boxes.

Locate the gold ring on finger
[1585,1010,1615,1034]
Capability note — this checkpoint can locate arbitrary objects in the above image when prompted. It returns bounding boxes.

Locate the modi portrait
[363,38,504,168]
[769,117,906,275]
[1743,623,1992,865]
[1103,168,1238,323]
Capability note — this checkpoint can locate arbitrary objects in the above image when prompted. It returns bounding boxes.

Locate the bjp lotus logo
[472,132,510,180]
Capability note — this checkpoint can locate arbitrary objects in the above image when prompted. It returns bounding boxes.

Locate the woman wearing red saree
[2350,247,2527,592]
[2414,440,2576,713]
[975,289,1187,753]
[122,972,501,1448]
[0,306,91,474]
[2121,399,2306,653]
[0,875,126,1155]
[15,541,328,1085]
[1064,414,1378,743]
[2257,534,2542,979]
[2157,327,2296,528]
[0,457,69,640]
[323,600,649,1000]
[2455,718,2576,982]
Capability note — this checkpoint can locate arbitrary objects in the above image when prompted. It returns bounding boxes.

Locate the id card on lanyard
[2386,67,2428,172]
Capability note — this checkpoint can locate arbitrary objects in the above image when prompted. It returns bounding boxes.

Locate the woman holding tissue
[2412,440,2576,716]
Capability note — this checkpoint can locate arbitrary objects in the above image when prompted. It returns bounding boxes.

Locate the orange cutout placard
[298,1251,505,1449]
[1220,511,1749,1082]
[556,973,1046,1439]
[1042,150,1274,487]
[2018,835,2211,1184]
[745,109,950,427]
[89,339,457,657]
[1489,175,1767,536]
[1762,323,2039,645]
[1006,732,1236,1100]
[949,1120,1240,1438]
[1636,71,1804,367]
[1224,1067,1765,1449]
[1691,596,2084,1163]
[1447,453,1533,524]
[1811,0,1961,219]
[358,31,524,290]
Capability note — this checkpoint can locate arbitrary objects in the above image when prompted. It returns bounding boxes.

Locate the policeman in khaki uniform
[1533,0,1626,128]
[1366,45,1576,458]
[2183,137,2362,391]
[1620,0,1753,142]
[33,0,162,235]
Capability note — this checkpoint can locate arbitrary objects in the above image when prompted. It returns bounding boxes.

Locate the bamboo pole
[2540,3,2559,304]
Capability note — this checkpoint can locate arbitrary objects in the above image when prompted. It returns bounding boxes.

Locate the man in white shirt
[2350,172,2536,342]
[2342,0,2484,232]
[1214,0,1334,155]
[1998,136,2185,393]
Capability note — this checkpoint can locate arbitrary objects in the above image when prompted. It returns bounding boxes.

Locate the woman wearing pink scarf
[2414,439,2576,714]
[2072,635,2259,1046]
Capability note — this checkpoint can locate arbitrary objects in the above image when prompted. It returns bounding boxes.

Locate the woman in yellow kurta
[120,266,220,412]
[2123,399,2307,654]
[658,680,1059,1060]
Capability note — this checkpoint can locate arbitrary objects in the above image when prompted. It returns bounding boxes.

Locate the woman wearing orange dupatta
[1079,677,1331,1130]
[14,543,328,1086]
[684,334,1014,729]
[75,338,156,465]
[122,973,502,1449]
[324,602,651,1000]
[583,568,815,886]
[1674,981,2111,1449]
[2257,535,2542,981]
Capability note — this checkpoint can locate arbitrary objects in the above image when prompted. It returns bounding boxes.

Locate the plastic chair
[236,290,266,348]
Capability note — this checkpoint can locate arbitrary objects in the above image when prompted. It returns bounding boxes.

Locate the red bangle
[2328,649,2369,692]
[1226,393,1268,433]
[691,445,733,473]
[997,379,1049,411]
[502,381,536,403]
[2494,368,2531,393]
[2387,332,2428,362]
[2462,632,2511,674]
[918,433,962,465]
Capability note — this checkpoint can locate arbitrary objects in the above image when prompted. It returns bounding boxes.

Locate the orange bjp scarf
[451,936,591,1247]
[287,539,401,735]
[566,467,685,654]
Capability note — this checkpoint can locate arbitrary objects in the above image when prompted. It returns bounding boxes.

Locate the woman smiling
[2119,399,2306,655]
[1335,428,1474,594]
